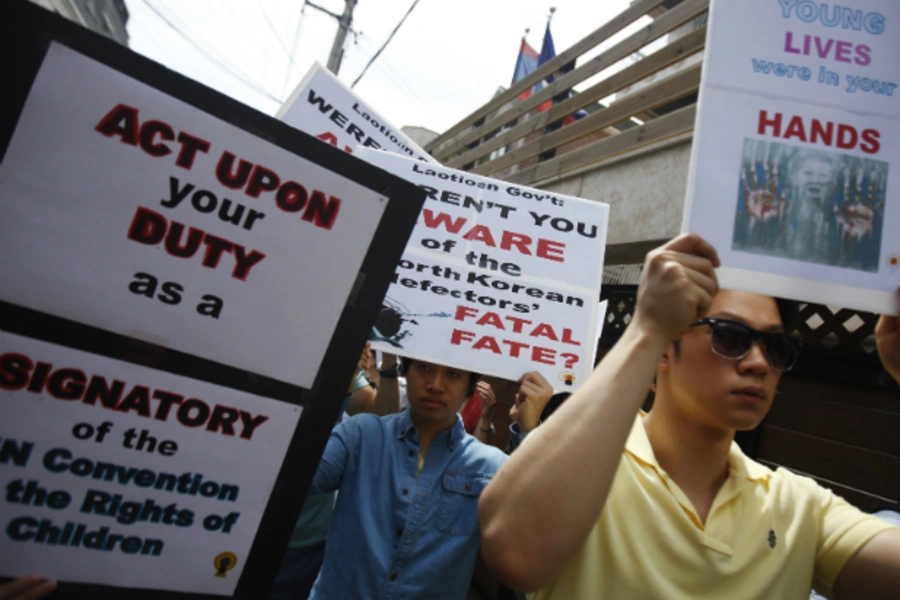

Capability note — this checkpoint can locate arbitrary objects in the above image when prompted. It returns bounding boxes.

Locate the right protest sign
[683,0,900,314]
[357,149,609,391]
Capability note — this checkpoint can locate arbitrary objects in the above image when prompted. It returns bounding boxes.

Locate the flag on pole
[510,20,587,122]
[535,23,556,112]
[537,23,588,123]
[511,38,540,100]
[538,22,556,66]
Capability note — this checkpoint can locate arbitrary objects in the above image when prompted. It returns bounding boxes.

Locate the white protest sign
[683,0,900,314]
[0,331,300,594]
[1,5,426,592]
[278,62,437,163]
[358,148,609,391]
[0,43,388,389]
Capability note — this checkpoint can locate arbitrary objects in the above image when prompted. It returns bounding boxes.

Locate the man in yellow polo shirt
[478,234,900,599]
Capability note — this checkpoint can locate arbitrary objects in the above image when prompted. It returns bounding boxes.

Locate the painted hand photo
[732,139,888,273]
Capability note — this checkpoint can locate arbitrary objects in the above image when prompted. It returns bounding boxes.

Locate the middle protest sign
[358,148,609,391]
[683,0,899,314]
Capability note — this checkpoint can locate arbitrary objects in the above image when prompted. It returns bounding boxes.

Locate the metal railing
[425,0,709,188]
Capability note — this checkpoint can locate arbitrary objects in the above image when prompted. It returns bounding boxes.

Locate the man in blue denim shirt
[308,358,552,599]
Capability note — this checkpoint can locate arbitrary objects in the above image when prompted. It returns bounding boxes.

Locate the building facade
[30,0,129,46]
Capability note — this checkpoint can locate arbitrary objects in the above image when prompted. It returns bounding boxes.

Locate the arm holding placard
[364,344,380,388]
[506,372,553,453]
[308,347,373,494]
[345,344,376,416]
[346,383,376,416]
[832,526,900,599]
[372,353,402,416]
[309,421,357,495]
[478,234,720,591]
[310,346,391,492]
[828,295,900,599]
[473,381,497,444]
[0,575,56,600]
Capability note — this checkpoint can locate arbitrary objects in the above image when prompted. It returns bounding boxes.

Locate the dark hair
[775,298,798,333]
[398,357,480,398]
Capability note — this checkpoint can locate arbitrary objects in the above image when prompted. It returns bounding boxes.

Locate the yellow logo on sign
[558,372,576,387]
[214,552,238,578]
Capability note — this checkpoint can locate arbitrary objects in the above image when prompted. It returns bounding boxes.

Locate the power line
[281,4,307,98]
[351,0,422,89]
[152,0,260,83]
[202,0,259,69]
[355,34,439,122]
[256,1,303,80]
[139,0,281,103]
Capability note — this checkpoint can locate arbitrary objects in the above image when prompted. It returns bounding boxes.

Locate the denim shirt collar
[395,406,467,449]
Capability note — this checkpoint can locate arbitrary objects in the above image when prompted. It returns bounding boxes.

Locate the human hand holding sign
[478,381,497,415]
[509,372,553,433]
[0,575,56,600]
[875,290,900,384]
[347,343,372,395]
[474,381,498,443]
[632,233,721,344]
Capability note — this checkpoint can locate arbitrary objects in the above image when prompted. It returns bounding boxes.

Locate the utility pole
[303,0,358,75]
[328,0,357,75]
[303,0,357,75]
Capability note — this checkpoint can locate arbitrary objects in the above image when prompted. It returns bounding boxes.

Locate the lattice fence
[598,286,881,356]
[604,295,637,335]
[793,304,879,354]
[599,286,638,343]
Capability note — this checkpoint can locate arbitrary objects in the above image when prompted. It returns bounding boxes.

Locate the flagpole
[538,7,559,164]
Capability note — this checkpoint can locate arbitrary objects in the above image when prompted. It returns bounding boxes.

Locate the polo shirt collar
[728,443,772,483]
[624,413,658,468]
[395,407,466,448]
[624,413,771,485]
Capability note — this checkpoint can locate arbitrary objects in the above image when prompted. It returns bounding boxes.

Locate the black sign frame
[0,2,425,597]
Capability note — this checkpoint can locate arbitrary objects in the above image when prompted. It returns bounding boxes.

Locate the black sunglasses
[690,318,800,371]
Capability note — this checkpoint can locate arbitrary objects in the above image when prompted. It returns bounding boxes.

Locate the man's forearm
[478,321,668,591]
[834,529,900,600]
[474,413,493,443]
[346,385,376,416]
[372,354,400,416]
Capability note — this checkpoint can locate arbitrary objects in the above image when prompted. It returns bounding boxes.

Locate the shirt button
[396,528,403,537]
[402,488,409,495]
[390,573,398,581]
[408,450,414,457]
[465,483,472,491]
